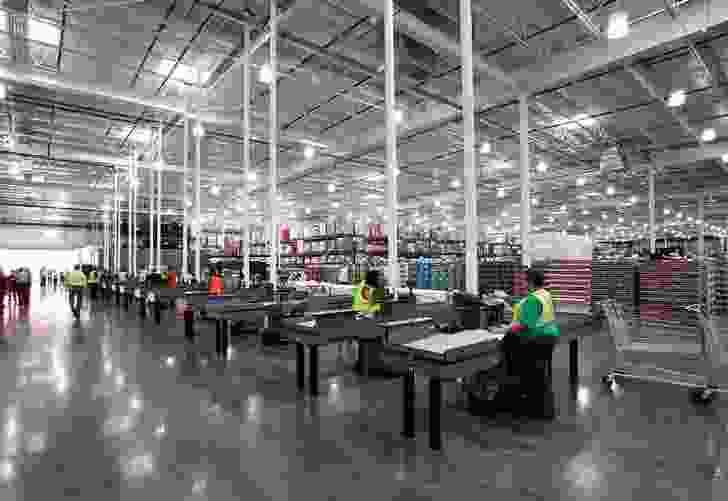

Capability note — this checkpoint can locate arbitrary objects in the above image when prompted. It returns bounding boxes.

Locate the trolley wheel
[602,374,615,385]
[691,388,716,404]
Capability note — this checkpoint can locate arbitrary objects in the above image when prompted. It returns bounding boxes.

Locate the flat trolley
[601,300,727,403]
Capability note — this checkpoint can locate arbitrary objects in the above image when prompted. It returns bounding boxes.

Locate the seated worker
[353,270,384,316]
[497,268,559,419]
[208,263,224,296]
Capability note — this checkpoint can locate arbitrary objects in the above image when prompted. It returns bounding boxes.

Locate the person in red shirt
[208,263,224,296]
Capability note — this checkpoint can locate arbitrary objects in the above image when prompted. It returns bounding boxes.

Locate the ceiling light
[43,229,58,238]
[601,213,608,220]
[560,204,567,212]
[701,128,717,142]
[618,217,624,223]
[664,208,671,215]
[246,171,257,182]
[582,209,590,215]
[576,114,596,127]
[305,208,311,215]
[0,83,6,100]
[210,185,220,196]
[606,9,630,40]
[536,160,548,173]
[531,197,539,206]
[480,142,492,154]
[500,211,508,218]
[450,178,461,188]
[667,89,686,108]
[365,173,384,182]
[331,202,340,208]
[497,188,505,198]
[434,200,441,207]
[193,123,205,137]
[576,176,586,186]
[722,153,728,163]
[304,145,316,160]
[259,63,274,84]
[629,195,638,204]
[327,183,336,193]
[606,185,615,196]
[185,199,192,208]
[677,212,683,219]
[31,175,44,183]
[394,109,405,124]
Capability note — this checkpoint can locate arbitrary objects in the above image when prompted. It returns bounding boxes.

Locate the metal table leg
[402,367,415,439]
[138,296,146,317]
[123,293,129,310]
[296,342,305,391]
[429,377,443,451]
[569,338,579,387]
[215,319,223,357]
[357,340,369,377]
[309,345,319,396]
[184,310,194,340]
[154,300,161,324]
[220,320,230,358]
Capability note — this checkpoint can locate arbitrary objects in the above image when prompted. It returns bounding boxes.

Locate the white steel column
[242,27,251,288]
[269,0,279,288]
[649,166,656,253]
[194,123,202,282]
[384,0,399,292]
[114,170,119,272]
[519,95,531,268]
[698,193,705,258]
[131,151,137,274]
[149,135,156,271]
[127,171,132,273]
[182,112,190,279]
[460,0,478,295]
[156,124,163,271]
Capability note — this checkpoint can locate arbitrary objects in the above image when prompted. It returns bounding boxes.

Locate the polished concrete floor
[0,287,726,500]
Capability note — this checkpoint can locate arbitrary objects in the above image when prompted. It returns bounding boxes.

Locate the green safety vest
[352,281,382,314]
[513,288,560,337]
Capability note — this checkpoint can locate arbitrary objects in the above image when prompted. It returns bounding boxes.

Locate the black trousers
[499,331,556,415]
[69,287,83,314]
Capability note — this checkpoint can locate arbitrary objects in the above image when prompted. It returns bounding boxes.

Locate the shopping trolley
[601,299,726,404]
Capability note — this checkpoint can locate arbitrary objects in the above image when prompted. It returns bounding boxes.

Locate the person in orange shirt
[208,263,224,295]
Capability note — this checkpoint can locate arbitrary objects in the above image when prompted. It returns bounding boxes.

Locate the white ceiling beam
[651,141,728,167]
[515,0,727,93]
[275,0,725,191]
[352,0,518,90]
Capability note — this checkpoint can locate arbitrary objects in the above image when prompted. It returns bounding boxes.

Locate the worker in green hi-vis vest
[496,268,560,420]
[352,270,384,316]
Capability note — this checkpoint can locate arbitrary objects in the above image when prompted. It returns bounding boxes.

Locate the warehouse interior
[0,0,728,499]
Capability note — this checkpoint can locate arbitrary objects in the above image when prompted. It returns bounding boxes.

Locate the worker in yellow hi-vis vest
[352,270,383,316]
[497,268,560,419]
[68,265,88,318]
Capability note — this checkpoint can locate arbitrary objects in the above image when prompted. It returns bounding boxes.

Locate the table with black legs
[279,304,451,396]
[387,313,598,451]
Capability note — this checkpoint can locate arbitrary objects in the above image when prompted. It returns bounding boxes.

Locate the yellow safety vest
[352,281,382,314]
[88,271,97,284]
[512,288,559,337]
[68,270,88,288]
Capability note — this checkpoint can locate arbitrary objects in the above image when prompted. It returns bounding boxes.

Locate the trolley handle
[685,304,703,314]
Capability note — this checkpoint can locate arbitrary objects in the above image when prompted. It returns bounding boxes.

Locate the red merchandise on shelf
[280,224,290,243]
[224,239,240,257]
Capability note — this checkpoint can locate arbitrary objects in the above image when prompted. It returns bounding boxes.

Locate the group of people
[0,267,32,309]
